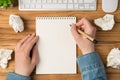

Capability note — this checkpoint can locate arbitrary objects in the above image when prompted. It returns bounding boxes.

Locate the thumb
[31,44,39,66]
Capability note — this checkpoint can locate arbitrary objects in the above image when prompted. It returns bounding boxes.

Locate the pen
[70,24,98,44]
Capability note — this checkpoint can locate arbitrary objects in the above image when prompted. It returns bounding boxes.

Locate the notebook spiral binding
[36,16,76,20]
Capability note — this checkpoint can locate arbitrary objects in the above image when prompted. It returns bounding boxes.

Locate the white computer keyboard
[19,0,97,11]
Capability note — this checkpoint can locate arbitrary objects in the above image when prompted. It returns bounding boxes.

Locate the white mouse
[102,0,118,12]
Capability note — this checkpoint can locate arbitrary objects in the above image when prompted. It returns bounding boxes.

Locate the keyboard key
[42,4,67,9]
[68,4,74,9]
[20,4,24,9]
[74,4,79,9]
[58,0,62,3]
[37,0,42,3]
[36,4,42,8]
[90,4,96,9]
[73,0,78,3]
[31,0,36,3]
[42,0,47,3]
[21,0,30,3]
[30,4,35,8]
[84,0,95,3]
[53,0,57,3]
[25,4,30,9]
[79,4,84,9]
[47,0,52,3]
[63,0,68,3]
[90,6,95,9]
[68,0,73,3]
[84,4,89,9]
[79,0,83,3]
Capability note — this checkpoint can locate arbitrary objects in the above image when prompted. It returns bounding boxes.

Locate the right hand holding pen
[71,18,96,55]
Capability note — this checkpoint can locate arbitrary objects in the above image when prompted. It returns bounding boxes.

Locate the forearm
[77,52,107,80]
[7,72,30,80]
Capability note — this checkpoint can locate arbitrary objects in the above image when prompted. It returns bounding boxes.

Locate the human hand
[15,33,39,76]
[71,18,96,55]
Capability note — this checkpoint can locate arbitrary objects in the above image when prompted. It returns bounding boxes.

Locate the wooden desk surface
[0,0,120,80]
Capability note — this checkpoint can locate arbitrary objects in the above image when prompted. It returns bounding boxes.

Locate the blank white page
[36,17,76,74]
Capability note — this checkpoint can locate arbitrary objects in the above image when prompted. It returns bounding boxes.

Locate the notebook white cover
[36,17,76,74]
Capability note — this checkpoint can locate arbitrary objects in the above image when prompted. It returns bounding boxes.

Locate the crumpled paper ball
[0,49,13,69]
[9,14,24,33]
[94,14,115,31]
[107,48,120,69]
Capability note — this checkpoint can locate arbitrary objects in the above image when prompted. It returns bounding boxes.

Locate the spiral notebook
[36,17,76,74]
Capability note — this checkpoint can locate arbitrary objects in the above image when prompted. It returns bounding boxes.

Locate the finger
[15,35,30,50]
[71,24,82,40]
[23,36,39,55]
[19,35,30,45]
[82,18,93,27]
[25,33,36,44]
[76,18,92,28]
[31,44,39,66]
[75,19,83,28]
[22,33,37,49]
[28,36,39,50]
[76,18,96,36]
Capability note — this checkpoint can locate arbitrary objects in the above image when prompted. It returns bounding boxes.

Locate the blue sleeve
[77,52,107,80]
[7,72,31,80]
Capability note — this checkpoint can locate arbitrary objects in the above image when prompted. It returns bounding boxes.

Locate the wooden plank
[107,74,120,80]
[0,76,6,80]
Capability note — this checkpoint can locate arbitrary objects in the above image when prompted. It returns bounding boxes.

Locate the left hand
[15,33,39,76]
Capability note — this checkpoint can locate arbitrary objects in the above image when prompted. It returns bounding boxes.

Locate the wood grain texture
[0,0,120,80]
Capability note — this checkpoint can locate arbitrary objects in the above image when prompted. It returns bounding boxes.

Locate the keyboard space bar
[42,4,67,10]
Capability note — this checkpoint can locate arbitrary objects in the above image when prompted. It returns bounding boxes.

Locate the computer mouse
[102,0,118,12]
